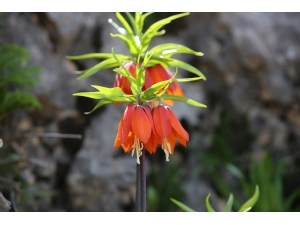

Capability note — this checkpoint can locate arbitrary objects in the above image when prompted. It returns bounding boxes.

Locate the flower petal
[122,131,135,152]
[153,105,172,138]
[144,132,159,154]
[113,114,124,149]
[166,129,177,154]
[167,107,189,141]
[121,104,134,143]
[132,105,152,143]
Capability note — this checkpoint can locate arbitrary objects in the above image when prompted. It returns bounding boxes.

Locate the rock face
[0,193,11,212]
[1,12,300,212]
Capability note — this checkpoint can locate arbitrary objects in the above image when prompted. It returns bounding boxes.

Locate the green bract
[67,12,205,81]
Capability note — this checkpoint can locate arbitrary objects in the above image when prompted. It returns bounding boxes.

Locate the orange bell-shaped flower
[114,103,154,163]
[152,104,189,161]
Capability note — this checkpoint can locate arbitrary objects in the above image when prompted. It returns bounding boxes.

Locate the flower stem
[135,148,146,212]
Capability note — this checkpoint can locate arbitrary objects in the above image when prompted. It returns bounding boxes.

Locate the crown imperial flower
[152,105,189,161]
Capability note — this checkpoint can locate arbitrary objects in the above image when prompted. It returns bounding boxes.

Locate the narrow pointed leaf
[85,99,113,114]
[116,12,135,38]
[66,53,129,60]
[85,96,133,115]
[174,77,204,82]
[166,59,206,80]
[140,12,154,30]
[90,86,125,98]
[149,43,204,57]
[110,33,138,54]
[124,12,138,37]
[77,58,120,80]
[238,185,260,212]
[135,12,142,33]
[141,79,172,100]
[224,193,234,212]
[170,198,196,212]
[73,92,105,99]
[205,194,216,212]
[161,94,207,108]
[241,207,252,212]
[142,12,190,51]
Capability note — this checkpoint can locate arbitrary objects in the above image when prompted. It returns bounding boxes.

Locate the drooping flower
[152,104,189,161]
[113,62,184,105]
[114,103,155,164]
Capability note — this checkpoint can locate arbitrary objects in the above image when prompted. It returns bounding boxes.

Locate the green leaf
[205,194,216,212]
[140,12,154,30]
[77,58,120,80]
[149,43,204,58]
[73,92,105,99]
[238,185,260,212]
[224,193,234,212]
[141,76,175,101]
[166,58,206,80]
[85,96,132,115]
[116,12,135,38]
[285,187,300,211]
[136,65,145,90]
[124,12,138,37]
[85,99,113,114]
[240,207,252,212]
[226,163,246,181]
[91,86,125,97]
[73,87,125,101]
[66,53,130,60]
[110,33,138,54]
[174,77,204,83]
[141,12,190,52]
[160,94,207,108]
[135,12,142,34]
[170,198,196,212]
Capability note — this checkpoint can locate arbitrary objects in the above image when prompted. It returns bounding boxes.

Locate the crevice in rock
[28,13,60,53]
[91,25,103,52]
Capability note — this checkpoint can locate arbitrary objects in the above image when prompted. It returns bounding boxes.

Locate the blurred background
[0,12,300,212]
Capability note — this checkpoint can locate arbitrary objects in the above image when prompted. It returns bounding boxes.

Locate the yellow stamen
[162,138,171,162]
[131,135,143,164]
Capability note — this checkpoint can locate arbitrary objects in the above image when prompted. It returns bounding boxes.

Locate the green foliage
[73,54,207,113]
[67,12,205,82]
[171,185,259,212]
[147,164,184,212]
[229,152,300,212]
[0,43,41,120]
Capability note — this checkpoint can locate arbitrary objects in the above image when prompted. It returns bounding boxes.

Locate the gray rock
[0,192,11,212]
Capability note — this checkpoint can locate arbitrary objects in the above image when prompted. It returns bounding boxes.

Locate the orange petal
[153,105,172,138]
[132,105,152,143]
[120,104,134,143]
[167,82,184,97]
[144,132,159,154]
[167,107,189,141]
[142,104,156,135]
[166,129,177,154]
[113,114,124,149]
[122,131,135,152]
